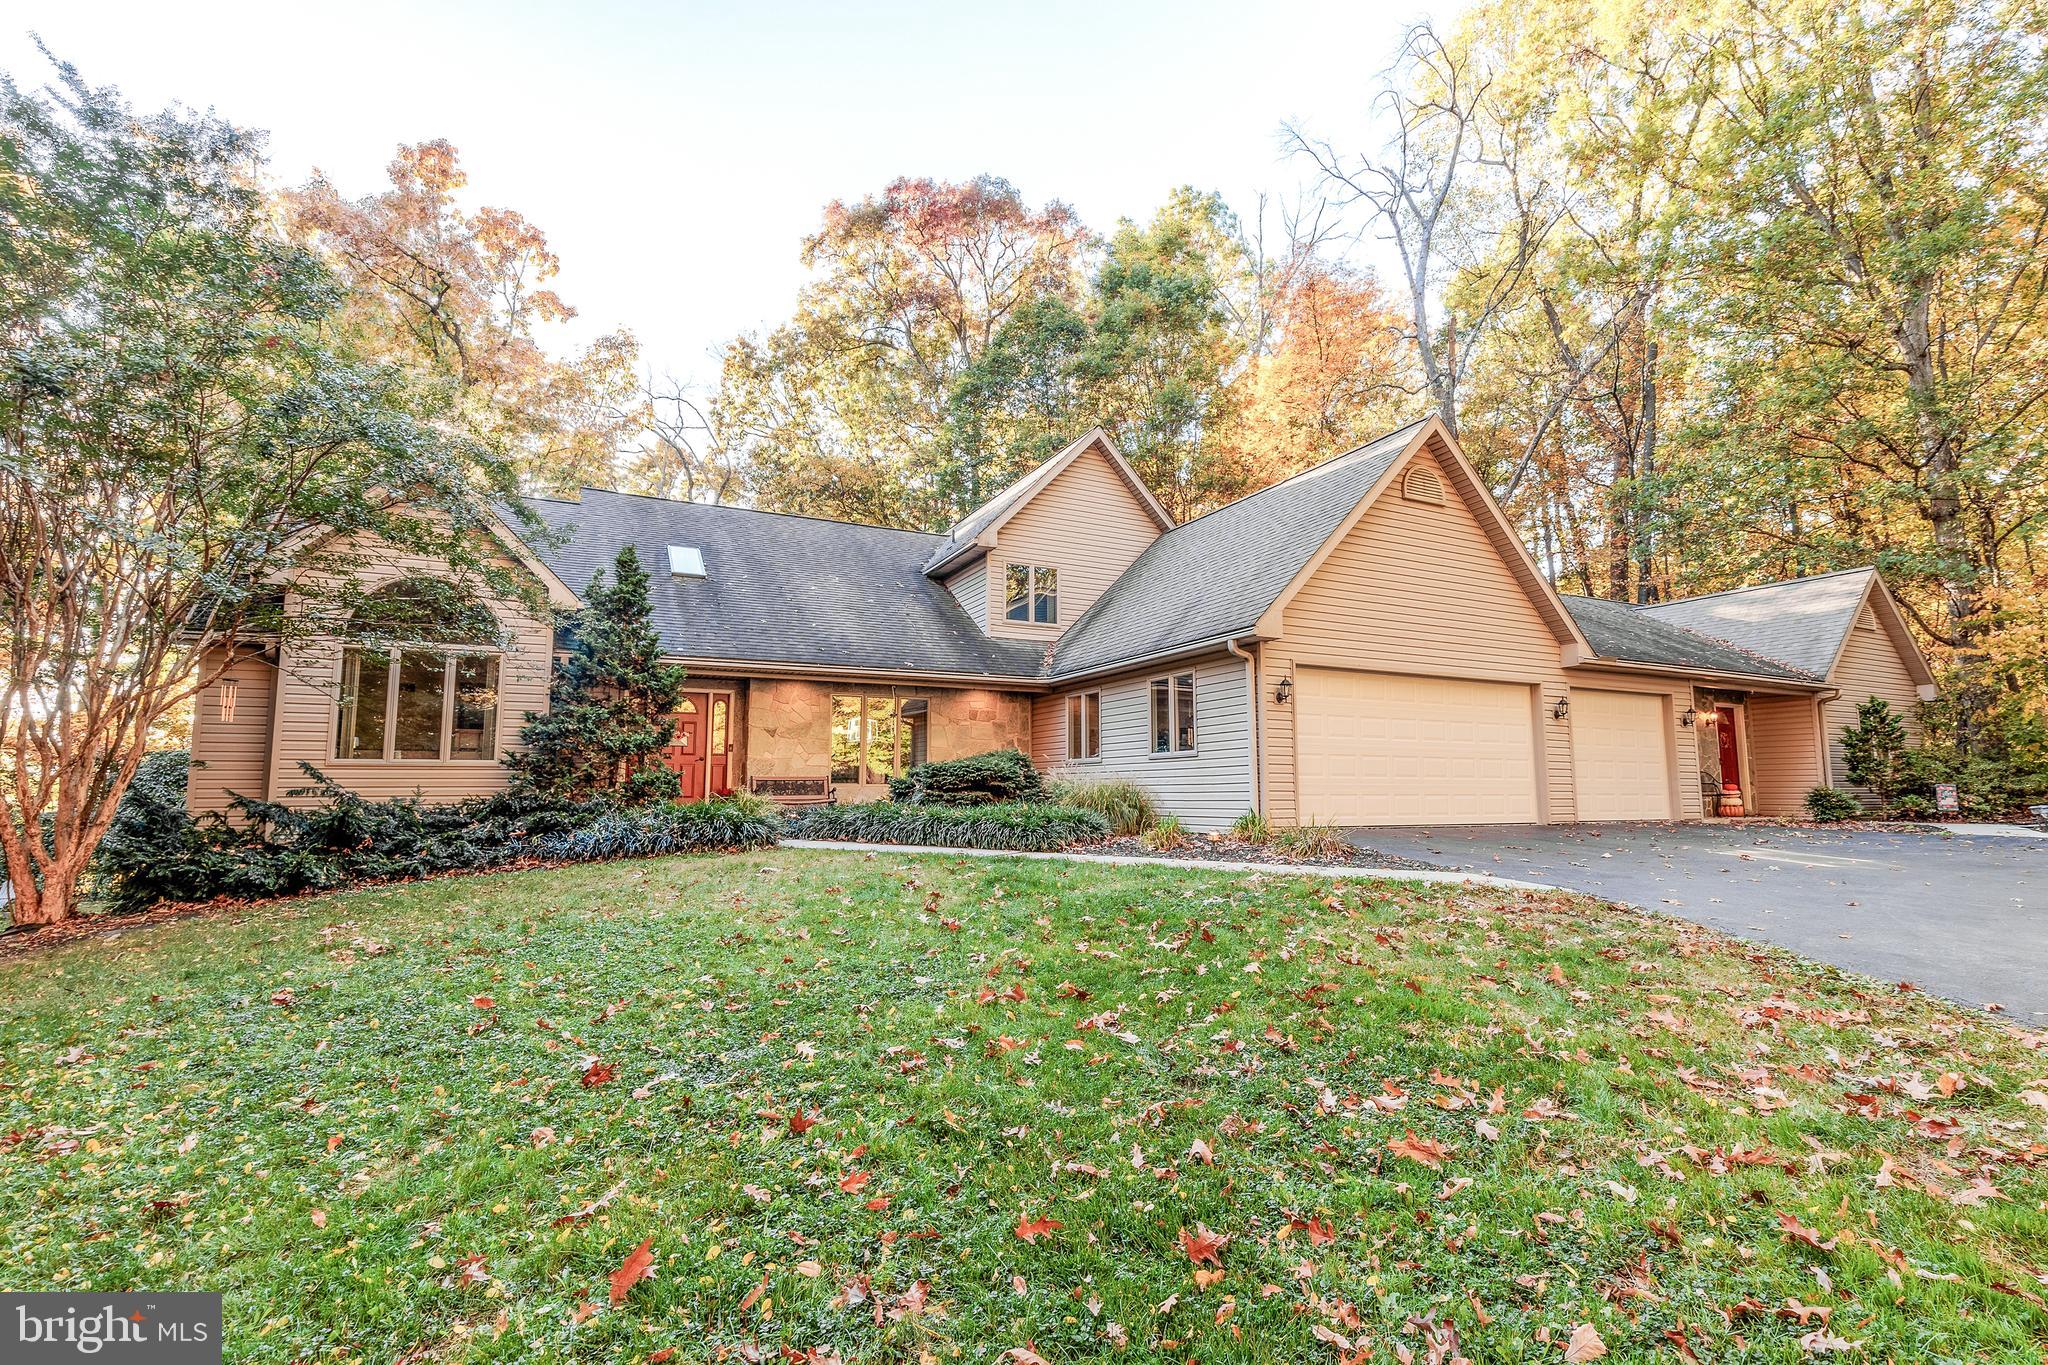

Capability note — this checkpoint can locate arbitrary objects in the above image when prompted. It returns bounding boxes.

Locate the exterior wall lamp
[1680,706,1696,728]
[1551,696,1570,721]
[1275,676,1293,705]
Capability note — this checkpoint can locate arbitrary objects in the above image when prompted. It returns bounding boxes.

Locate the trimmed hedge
[91,757,778,912]
[791,800,1109,851]
[532,803,781,862]
[887,747,1044,805]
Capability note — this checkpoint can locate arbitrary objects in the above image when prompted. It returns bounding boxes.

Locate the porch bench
[749,776,836,808]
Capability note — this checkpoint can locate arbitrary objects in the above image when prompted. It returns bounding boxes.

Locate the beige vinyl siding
[1822,604,1926,802]
[187,651,277,819]
[265,537,554,808]
[1747,695,1826,817]
[943,561,987,624]
[1261,448,1578,826]
[985,446,1164,641]
[1035,653,1252,831]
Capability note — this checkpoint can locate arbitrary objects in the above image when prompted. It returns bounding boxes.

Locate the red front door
[1715,706,1742,811]
[665,693,708,800]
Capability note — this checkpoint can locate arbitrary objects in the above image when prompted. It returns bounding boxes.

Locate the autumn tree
[1677,0,2048,725]
[0,60,527,926]
[720,176,1089,527]
[1221,255,1416,486]
[283,140,640,493]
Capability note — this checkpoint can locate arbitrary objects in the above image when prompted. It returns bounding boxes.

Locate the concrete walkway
[777,839,1564,893]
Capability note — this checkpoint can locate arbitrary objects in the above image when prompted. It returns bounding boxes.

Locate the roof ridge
[1146,416,1433,539]
[546,488,947,541]
[1646,565,1874,610]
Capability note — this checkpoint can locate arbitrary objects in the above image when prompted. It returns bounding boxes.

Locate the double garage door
[1296,669,1539,825]
[1294,668,1673,825]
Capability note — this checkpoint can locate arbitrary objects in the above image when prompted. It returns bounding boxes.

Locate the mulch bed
[1092,834,1444,872]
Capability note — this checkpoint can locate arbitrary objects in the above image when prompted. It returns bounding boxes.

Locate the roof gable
[1253,419,1590,653]
[1046,419,1431,678]
[922,430,1172,577]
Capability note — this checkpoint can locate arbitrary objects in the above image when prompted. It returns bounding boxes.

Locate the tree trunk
[1635,340,1659,603]
[4,860,79,928]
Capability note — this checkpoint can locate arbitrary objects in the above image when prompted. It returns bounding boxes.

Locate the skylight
[667,545,706,578]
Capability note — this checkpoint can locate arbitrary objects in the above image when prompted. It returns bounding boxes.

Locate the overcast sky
[5,0,1462,385]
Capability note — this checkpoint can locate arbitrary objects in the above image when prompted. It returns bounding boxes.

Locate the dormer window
[668,545,706,578]
[1004,564,1057,623]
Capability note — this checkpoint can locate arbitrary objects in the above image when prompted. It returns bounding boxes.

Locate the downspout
[1814,687,1840,787]
[1226,637,1263,814]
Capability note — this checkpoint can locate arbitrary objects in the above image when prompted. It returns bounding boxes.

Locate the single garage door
[1296,668,1539,825]
[1569,688,1672,820]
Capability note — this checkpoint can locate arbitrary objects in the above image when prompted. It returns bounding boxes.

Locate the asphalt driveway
[1344,822,2048,1022]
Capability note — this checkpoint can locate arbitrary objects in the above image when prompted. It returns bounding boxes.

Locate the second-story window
[1005,564,1058,623]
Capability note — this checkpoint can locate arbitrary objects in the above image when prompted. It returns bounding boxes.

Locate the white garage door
[1569,688,1672,821]
[1296,669,1539,825]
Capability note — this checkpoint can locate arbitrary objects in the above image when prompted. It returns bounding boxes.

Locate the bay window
[830,693,927,784]
[334,578,501,762]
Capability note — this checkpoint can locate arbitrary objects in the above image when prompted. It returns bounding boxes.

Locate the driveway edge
[777,839,1567,893]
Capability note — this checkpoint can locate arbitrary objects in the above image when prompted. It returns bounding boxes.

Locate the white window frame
[336,646,500,763]
[1066,690,1101,763]
[1149,671,1197,757]
[1004,563,1058,624]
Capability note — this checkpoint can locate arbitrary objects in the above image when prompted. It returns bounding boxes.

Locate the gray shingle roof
[1561,596,1820,683]
[921,463,1048,575]
[1639,568,1874,678]
[505,433,1863,693]
[520,491,1048,679]
[1046,420,1429,679]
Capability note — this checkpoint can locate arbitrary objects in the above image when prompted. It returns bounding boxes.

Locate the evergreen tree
[508,546,687,804]
[1840,697,1910,811]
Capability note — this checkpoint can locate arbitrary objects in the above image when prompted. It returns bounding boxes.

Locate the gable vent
[667,545,706,578]
[1402,465,1446,506]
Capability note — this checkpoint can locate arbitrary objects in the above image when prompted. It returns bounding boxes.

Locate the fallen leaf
[1015,1215,1063,1244]
[1388,1130,1450,1169]
[1178,1223,1228,1266]
[1563,1322,1608,1362]
[609,1237,655,1304]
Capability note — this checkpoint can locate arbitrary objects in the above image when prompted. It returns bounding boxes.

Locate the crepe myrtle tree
[0,55,535,927]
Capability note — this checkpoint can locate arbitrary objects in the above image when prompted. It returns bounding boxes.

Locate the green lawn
[2,850,2044,1363]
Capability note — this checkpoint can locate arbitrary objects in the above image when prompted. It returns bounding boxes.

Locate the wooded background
[274,1,2043,744]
